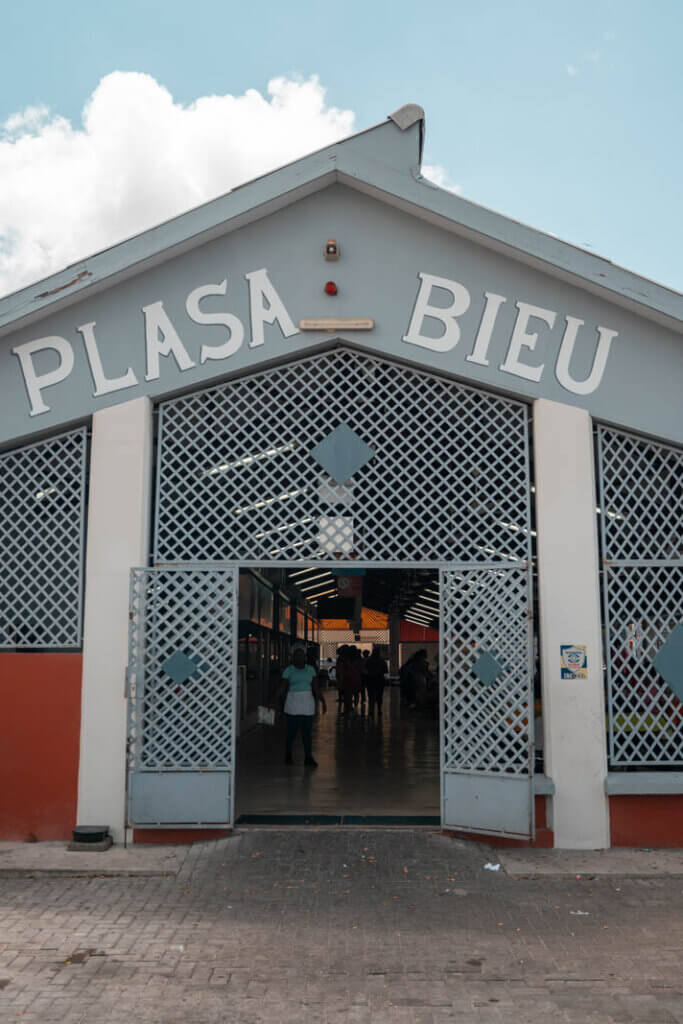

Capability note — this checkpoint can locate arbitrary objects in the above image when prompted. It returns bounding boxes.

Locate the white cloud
[422,163,463,194]
[566,63,579,77]
[0,73,356,298]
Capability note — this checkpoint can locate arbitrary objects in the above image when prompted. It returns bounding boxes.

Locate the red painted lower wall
[0,653,82,841]
[610,795,683,848]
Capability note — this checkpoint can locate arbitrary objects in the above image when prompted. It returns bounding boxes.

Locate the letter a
[245,268,299,349]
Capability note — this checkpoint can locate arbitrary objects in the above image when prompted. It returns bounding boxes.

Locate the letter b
[402,272,471,352]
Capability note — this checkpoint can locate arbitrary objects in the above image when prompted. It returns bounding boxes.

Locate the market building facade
[1,105,681,848]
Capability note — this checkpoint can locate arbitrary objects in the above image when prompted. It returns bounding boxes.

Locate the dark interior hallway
[236,686,440,821]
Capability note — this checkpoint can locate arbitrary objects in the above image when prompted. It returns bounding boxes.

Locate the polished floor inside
[235,686,440,821]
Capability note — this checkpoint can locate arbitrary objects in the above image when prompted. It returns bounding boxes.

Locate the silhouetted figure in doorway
[400,650,428,709]
[337,645,362,714]
[365,647,387,715]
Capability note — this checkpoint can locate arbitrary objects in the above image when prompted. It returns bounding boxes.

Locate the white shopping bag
[257,705,276,726]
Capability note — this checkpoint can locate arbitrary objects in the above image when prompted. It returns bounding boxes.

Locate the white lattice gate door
[127,567,238,827]
[441,565,534,839]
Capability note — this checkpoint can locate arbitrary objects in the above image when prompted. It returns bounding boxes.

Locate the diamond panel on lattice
[154,348,532,563]
[442,567,531,775]
[0,429,87,647]
[598,427,682,562]
[127,569,236,770]
[605,564,683,766]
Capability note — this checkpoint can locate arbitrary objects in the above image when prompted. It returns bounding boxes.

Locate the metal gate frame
[126,558,536,835]
[125,557,536,835]
[126,565,239,828]
[439,562,535,839]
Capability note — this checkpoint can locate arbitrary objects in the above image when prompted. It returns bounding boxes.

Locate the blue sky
[2,0,682,292]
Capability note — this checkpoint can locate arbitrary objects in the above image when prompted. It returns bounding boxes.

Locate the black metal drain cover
[72,826,110,844]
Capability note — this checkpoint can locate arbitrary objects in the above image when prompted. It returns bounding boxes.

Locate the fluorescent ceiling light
[233,487,307,516]
[35,486,58,501]
[202,440,298,475]
[297,572,333,588]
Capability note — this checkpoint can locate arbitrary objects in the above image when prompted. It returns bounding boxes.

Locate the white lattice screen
[441,566,532,775]
[597,426,682,766]
[0,428,88,648]
[127,567,236,772]
[154,347,531,565]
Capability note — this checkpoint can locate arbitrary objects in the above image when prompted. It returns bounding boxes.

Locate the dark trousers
[285,714,313,759]
[367,681,385,713]
[342,688,358,714]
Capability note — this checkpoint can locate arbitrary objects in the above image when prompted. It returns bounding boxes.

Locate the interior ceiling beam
[269,567,439,620]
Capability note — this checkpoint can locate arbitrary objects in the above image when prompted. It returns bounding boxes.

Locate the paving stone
[0,829,681,1022]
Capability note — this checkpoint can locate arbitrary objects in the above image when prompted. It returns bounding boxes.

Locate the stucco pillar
[533,398,610,849]
[76,397,153,843]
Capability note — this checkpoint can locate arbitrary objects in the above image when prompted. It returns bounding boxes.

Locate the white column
[533,398,610,849]
[77,397,153,843]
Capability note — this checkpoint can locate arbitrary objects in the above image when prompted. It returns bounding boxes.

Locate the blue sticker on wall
[560,644,588,680]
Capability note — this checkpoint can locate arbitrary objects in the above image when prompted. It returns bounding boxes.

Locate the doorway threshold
[236,814,441,826]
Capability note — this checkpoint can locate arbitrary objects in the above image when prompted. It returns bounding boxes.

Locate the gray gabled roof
[0,103,680,338]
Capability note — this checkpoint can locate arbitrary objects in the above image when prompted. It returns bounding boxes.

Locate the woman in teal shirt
[279,646,327,766]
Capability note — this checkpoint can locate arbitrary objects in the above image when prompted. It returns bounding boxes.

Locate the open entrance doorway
[235,566,441,823]
[127,348,536,838]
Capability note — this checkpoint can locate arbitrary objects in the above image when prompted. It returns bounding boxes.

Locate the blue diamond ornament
[472,650,505,687]
[311,424,374,485]
[162,649,201,685]
[653,624,683,701]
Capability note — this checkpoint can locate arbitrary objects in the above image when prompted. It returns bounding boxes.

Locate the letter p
[12,337,75,416]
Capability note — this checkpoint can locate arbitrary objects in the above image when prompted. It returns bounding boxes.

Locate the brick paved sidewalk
[1,829,681,1023]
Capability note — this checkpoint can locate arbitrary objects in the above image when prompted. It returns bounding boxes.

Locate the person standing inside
[279,645,326,766]
[335,645,350,709]
[360,649,370,709]
[336,644,361,715]
[365,647,387,715]
[345,646,363,713]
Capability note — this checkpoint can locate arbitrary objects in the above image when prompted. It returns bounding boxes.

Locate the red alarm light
[324,281,338,295]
